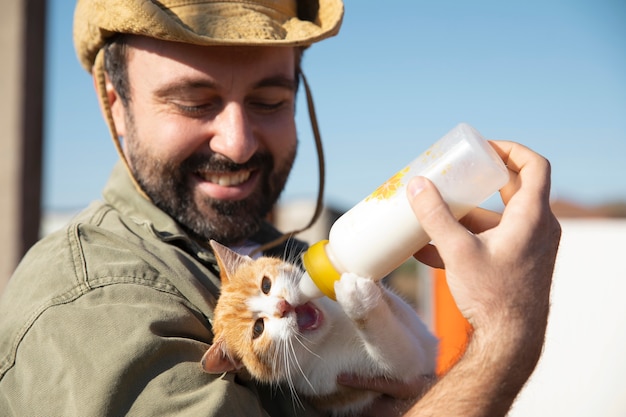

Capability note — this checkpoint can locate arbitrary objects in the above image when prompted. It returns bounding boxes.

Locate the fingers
[408,140,552,244]
[408,185,503,268]
[406,176,478,264]
[489,140,553,206]
[337,373,433,399]
[488,140,557,245]
[337,373,435,417]
[413,244,444,269]
[459,207,502,234]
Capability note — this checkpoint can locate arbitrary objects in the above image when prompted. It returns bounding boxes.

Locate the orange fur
[202,240,438,417]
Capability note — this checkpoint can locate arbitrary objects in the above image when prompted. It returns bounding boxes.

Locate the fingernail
[408,176,426,198]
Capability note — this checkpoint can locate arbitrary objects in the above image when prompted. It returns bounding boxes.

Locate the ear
[209,240,252,283]
[201,339,243,374]
[100,73,127,138]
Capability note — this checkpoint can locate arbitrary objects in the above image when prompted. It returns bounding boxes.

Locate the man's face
[112,37,298,245]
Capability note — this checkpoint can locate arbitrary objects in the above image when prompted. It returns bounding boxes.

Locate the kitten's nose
[276,300,293,318]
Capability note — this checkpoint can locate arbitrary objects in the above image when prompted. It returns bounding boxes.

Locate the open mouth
[192,168,258,200]
[196,170,252,186]
[295,302,323,332]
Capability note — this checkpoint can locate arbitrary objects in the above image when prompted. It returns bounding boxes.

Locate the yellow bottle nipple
[302,240,341,300]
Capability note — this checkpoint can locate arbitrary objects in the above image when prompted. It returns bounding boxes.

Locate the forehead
[124,36,297,83]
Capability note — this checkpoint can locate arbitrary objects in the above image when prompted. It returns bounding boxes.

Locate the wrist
[466,310,547,393]
[403,307,550,417]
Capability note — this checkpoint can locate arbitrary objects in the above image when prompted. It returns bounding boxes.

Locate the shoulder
[0,201,218,381]
[10,201,186,293]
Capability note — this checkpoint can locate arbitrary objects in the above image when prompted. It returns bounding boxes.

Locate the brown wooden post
[0,0,47,294]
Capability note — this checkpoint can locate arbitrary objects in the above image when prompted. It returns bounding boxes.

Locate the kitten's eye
[252,318,265,339]
[261,276,271,294]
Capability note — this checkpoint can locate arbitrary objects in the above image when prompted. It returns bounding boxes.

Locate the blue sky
[44,0,626,212]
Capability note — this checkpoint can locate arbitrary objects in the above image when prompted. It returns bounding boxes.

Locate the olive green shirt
[0,162,318,416]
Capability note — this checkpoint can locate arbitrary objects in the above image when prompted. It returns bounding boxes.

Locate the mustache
[181,152,273,174]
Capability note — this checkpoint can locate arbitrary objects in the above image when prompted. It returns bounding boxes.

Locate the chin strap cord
[93,49,150,201]
[251,70,326,256]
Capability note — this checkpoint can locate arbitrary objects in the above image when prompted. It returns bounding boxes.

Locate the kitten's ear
[201,339,243,374]
[209,240,252,283]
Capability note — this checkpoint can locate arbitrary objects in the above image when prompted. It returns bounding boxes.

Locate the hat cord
[93,49,150,201]
[251,70,326,255]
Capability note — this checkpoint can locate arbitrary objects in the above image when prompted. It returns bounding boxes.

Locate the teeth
[205,170,251,186]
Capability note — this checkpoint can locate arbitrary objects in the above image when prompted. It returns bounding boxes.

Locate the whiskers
[280,238,306,268]
[270,326,322,411]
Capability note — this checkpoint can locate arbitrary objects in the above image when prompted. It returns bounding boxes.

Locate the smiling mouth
[196,170,252,186]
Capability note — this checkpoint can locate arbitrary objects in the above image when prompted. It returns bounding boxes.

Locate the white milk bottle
[298,123,509,301]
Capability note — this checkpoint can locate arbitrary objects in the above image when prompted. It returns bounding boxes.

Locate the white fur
[208,243,438,416]
[269,270,438,415]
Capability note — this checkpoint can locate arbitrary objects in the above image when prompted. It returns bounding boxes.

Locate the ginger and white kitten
[202,240,438,416]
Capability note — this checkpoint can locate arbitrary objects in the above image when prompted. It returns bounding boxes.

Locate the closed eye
[173,102,213,115]
[248,100,287,113]
[171,99,221,118]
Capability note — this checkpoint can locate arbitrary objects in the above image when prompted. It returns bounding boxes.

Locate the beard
[124,128,296,246]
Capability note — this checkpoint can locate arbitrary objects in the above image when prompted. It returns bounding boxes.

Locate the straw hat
[74,0,344,72]
[72,0,343,249]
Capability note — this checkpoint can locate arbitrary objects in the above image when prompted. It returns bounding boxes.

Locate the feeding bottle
[298,123,509,301]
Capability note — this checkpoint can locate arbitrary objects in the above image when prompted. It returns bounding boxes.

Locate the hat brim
[74,0,344,72]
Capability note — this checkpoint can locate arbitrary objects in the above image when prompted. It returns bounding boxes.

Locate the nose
[276,299,293,318]
[209,102,258,164]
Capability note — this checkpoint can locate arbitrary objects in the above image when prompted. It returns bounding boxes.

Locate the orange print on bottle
[366,167,410,202]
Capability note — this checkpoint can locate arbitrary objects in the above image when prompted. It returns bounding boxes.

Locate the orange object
[432,268,473,375]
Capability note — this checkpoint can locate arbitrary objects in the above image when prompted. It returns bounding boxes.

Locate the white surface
[509,219,626,416]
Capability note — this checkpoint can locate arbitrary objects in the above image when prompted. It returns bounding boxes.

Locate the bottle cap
[302,240,340,300]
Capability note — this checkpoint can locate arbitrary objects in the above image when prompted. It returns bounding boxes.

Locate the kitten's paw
[335,273,382,321]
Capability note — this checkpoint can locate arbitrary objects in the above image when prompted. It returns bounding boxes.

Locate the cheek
[258,112,297,159]
[261,317,295,351]
[133,112,207,164]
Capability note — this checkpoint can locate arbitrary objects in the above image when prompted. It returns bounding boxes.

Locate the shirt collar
[101,160,309,260]
[102,161,207,251]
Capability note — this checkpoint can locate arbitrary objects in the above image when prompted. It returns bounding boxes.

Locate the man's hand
[401,140,561,416]
[337,141,560,417]
[336,374,435,417]
[410,140,560,333]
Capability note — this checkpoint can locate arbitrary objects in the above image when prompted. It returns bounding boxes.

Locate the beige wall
[0,0,46,294]
[509,219,626,416]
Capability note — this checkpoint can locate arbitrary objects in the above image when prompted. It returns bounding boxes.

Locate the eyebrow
[154,79,217,98]
[255,75,297,91]
[154,75,297,98]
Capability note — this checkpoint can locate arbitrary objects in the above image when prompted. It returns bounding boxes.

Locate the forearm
[406,312,548,416]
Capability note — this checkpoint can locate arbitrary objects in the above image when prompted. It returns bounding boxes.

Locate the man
[0,1,560,416]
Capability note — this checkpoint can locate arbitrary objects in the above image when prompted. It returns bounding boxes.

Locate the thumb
[406,176,471,261]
